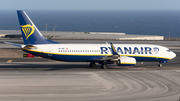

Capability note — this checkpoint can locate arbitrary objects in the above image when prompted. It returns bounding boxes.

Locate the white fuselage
[22,44,176,62]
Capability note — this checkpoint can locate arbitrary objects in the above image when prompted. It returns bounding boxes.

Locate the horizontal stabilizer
[4,42,22,47]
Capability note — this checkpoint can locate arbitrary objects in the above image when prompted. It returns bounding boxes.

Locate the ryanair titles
[100,47,159,54]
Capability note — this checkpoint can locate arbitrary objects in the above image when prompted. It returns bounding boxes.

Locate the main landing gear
[89,62,107,69]
[89,62,96,68]
[101,63,107,69]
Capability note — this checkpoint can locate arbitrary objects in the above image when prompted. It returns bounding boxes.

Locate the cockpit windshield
[167,50,171,52]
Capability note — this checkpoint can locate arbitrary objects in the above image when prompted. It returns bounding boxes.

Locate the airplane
[5,10,176,69]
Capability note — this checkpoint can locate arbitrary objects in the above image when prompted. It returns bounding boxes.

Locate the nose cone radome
[171,52,176,59]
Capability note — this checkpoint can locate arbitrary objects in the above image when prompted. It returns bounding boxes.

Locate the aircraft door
[48,47,53,56]
[152,47,160,60]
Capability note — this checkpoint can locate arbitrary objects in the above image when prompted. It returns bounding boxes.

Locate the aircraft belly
[52,55,104,62]
[134,56,168,62]
[23,49,104,62]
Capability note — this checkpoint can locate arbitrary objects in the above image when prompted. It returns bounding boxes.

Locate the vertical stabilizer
[17,10,58,45]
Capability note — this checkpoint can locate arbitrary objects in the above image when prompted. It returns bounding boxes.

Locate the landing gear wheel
[89,62,96,68]
[101,64,107,69]
[158,64,162,67]
[116,59,121,66]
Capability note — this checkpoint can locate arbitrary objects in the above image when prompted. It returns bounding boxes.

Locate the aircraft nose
[171,52,176,59]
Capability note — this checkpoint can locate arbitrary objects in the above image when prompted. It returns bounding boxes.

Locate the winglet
[110,43,119,55]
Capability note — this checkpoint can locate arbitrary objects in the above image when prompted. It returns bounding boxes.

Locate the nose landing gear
[158,61,168,67]
[158,63,162,67]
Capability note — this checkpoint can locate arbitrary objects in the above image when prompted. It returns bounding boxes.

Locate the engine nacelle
[116,56,136,66]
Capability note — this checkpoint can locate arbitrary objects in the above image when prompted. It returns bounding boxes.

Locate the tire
[158,64,162,67]
[101,64,107,69]
[116,59,121,66]
[90,62,96,68]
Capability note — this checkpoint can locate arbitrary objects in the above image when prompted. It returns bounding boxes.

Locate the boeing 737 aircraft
[5,10,176,69]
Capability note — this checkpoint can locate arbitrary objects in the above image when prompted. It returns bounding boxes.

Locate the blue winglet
[17,10,59,45]
[110,43,119,55]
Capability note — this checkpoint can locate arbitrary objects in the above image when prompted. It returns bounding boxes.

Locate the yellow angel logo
[21,24,35,40]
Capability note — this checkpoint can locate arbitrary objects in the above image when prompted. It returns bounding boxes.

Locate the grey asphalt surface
[0,40,180,101]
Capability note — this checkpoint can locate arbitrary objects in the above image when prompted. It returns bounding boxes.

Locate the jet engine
[116,56,136,66]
